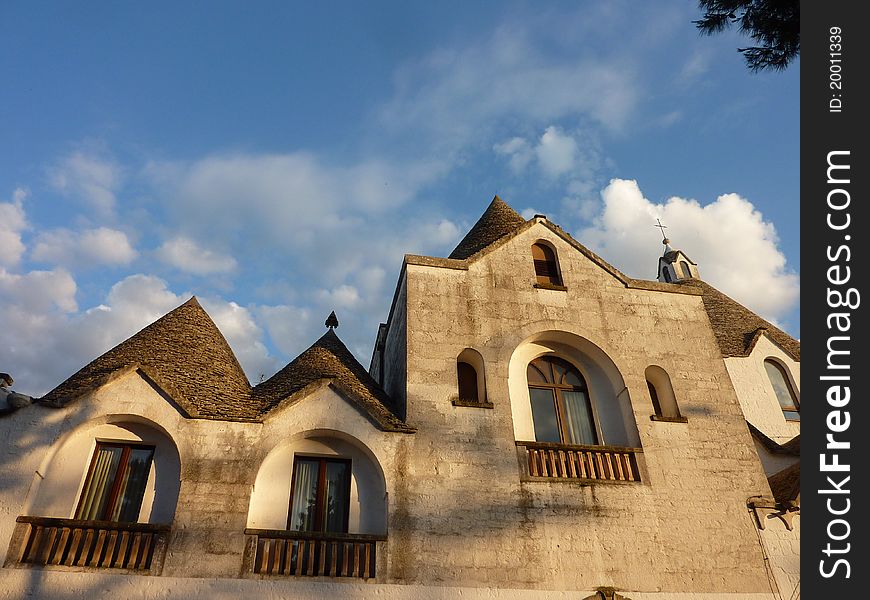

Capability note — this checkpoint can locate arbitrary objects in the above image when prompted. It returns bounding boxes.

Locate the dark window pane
[457,362,479,402]
[764,360,799,412]
[112,447,154,522]
[647,380,662,415]
[527,362,548,384]
[529,388,560,442]
[323,461,350,533]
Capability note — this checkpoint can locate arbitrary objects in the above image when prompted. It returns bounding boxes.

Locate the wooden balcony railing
[13,516,170,572]
[244,528,385,579]
[517,441,643,482]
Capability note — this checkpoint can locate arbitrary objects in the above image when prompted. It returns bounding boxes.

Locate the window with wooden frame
[532,242,563,287]
[74,442,155,523]
[764,359,800,421]
[288,456,352,533]
[527,356,597,445]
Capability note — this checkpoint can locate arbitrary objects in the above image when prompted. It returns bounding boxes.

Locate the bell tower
[654,219,698,283]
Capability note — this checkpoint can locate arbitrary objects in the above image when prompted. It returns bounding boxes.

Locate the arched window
[764,359,800,421]
[455,348,487,406]
[457,362,479,403]
[661,266,672,283]
[532,242,562,286]
[645,365,684,421]
[527,355,597,445]
[679,260,691,278]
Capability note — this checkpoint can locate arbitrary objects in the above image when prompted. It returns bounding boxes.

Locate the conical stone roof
[448,195,526,259]
[252,329,412,431]
[42,297,256,419]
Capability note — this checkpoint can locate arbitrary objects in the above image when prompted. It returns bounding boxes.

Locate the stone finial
[0,372,12,387]
[325,311,339,330]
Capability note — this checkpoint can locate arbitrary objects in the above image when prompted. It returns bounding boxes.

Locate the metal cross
[654,219,668,240]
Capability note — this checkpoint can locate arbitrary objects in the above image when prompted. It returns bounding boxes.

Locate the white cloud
[156,237,237,275]
[31,227,137,268]
[381,23,641,149]
[0,188,29,267]
[49,151,122,215]
[0,267,77,314]
[316,284,362,311]
[579,179,799,321]
[255,304,316,359]
[536,126,578,177]
[494,138,534,173]
[199,297,278,382]
[0,272,287,396]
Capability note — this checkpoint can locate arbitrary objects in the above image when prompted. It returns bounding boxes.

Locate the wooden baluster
[67,529,84,566]
[595,452,606,480]
[51,527,71,565]
[364,542,373,579]
[603,453,614,480]
[559,450,568,477]
[295,540,305,575]
[318,540,326,576]
[125,532,140,569]
[342,542,351,577]
[330,541,338,576]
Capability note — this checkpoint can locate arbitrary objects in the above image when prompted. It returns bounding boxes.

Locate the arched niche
[25,415,181,524]
[645,365,683,420]
[247,429,387,536]
[532,240,563,286]
[508,331,641,448]
[456,347,486,404]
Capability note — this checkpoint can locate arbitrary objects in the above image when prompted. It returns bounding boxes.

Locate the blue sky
[1,1,799,396]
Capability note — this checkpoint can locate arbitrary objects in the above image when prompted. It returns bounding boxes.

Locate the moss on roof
[448,195,526,259]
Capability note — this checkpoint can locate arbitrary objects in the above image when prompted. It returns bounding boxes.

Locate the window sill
[649,414,688,423]
[451,399,494,409]
[533,282,568,291]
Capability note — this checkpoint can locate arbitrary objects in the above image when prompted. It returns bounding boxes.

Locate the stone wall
[392,222,775,593]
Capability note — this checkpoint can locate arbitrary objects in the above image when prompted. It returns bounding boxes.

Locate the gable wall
[724,336,801,443]
[395,223,775,593]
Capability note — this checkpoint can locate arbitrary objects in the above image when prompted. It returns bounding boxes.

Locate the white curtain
[75,446,122,520]
[562,390,597,445]
[289,460,318,531]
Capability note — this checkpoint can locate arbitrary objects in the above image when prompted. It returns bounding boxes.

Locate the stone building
[0,197,799,599]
